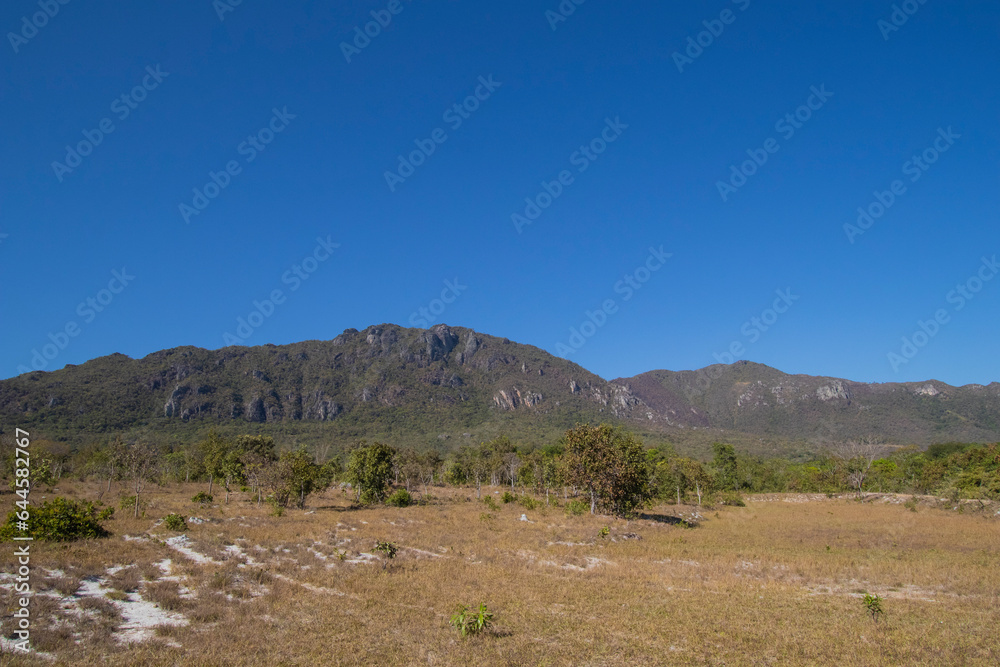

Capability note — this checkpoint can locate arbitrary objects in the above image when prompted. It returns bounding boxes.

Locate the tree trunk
[676,485,681,506]
[590,488,596,514]
[695,482,702,507]
[209,477,214,495]
[133,491,140,519]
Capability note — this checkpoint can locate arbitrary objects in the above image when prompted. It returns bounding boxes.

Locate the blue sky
[2,0,998,386]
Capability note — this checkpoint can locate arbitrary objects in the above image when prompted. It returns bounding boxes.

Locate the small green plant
[483,496,499,511]
[387,489,413,508]
[598,526,610,540]
[565,499,588,517]
[163,513,187,531]
[450,602,494,637]
[903,497,918,512]
[191,492,213,505]
[863,593,885,623]
[335,549,348,561]
[373,541,398,570]
[501,491,515,504]
[479,512,496,524]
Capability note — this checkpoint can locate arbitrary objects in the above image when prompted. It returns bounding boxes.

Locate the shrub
[266,495,284,517]
[0,497,111,542]
[118,495,148,516]
[373,541,398,570]
[501,491,516,504]
[191,492,213,505]
[598,526,610,539]
[565,499,588,516]
[717,492,746,507]
[163,513,188,531]
[483,496,499,511]
[450,602,494,638]
[517,494,540,510]
[387,489,413,507]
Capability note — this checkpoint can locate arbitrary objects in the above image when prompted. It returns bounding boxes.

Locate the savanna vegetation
[1,425,998,664]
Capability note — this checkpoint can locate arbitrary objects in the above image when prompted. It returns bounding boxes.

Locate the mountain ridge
[2,324,998,453]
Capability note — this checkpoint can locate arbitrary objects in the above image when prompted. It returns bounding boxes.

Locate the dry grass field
[1,483,998,666]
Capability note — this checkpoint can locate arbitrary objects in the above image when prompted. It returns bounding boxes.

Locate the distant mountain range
[2,324,998,457]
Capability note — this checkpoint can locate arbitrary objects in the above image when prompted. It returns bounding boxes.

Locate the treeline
[3,427,999,517]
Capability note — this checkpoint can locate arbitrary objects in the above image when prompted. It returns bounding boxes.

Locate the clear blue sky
[2,0,998,386]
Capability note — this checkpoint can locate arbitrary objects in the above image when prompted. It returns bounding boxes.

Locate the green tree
[711,442,739,493]
[346,442,396,504]
[562,424,651,517]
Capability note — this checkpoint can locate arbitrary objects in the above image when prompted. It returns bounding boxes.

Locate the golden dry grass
[1,483,998,666]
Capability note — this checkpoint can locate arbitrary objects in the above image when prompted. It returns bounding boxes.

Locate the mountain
[0,324,651,451]
[610,361,1000,446]
[2,324,999,456]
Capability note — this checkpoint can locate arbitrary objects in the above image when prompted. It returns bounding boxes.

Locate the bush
[717,492,746,507]
[517,494,540,510]
[266,495,285,517]
[501,491,516,504]
[482,496,499,511]
[118,495,148,515]
[565,499,588,516]
[191,492,213,505]
[387,489,413,508]
[0,497,111,542]
[163,513,187,531]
